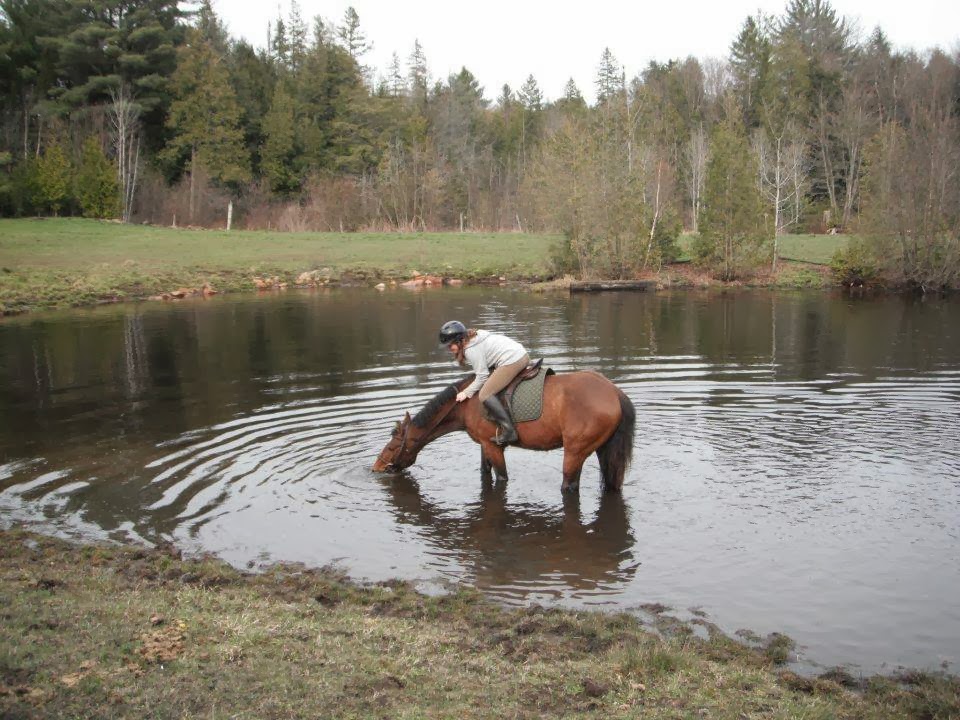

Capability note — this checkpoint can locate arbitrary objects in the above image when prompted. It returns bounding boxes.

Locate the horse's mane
[411,374,475,428]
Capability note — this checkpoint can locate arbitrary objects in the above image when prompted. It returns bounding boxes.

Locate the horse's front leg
[561,449,588,494]
[480,440,508,482]
[480,449,493,482]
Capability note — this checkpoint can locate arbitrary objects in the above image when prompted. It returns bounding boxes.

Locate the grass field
[0,218,561,312]
[778,234,851,264]
[0,219,854,313]
[2,528,956,719]
[676,233,850,265]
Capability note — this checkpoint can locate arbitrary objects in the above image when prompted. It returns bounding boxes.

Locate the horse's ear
[403,411,412,425]
[392,420,401,436]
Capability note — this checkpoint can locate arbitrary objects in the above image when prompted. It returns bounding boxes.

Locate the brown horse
[372,371,635,493]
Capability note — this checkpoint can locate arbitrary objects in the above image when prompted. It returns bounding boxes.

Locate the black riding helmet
[438,320,467,346]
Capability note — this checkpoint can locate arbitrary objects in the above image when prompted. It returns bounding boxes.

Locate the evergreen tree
[195,0,229,54]
[553,78,587,117]
[294,31,369,173]
[261,84,299,194]
[337,6,371,61]
[35,142,71,215]
[271,16,289,67]
[696,122,766,279]
[776,0,850,63]
[407,39,429,110]
[287,1,308,71]
[48,0,184,139]
[227,40,275,173]
[75,136,119,218]
[164,31,250,189]
[730,14,773,128]
[595,47,624,104]
[518,74,543,111]
[0,0,70,159]
[387,51,405,97]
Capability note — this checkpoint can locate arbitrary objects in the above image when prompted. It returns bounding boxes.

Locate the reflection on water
[1,288,959,673]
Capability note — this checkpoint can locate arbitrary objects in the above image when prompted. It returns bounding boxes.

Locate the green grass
[3,529,957,719]
[778,233,851,265]
[0,218,561,312]
[676,232,851,265]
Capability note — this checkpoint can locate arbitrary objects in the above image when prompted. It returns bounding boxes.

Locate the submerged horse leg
[480,441,508,482]
[480,449,493,482]
[561,448,588,493]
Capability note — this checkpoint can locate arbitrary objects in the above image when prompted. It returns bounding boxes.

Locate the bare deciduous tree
[754,122,807,271]
[685,126,709,232]
[108,86,142,223]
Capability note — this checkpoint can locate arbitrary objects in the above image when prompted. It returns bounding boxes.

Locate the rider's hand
[456,391,469,403]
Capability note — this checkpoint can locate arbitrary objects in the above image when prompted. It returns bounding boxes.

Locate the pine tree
[271,16,289,68]
[288,0,308,72]
[261,84,299,194]
[595,47,624,104]
[518,74,543,111]
[407,39,429,109]
[35,142,71,216]
[226,40,275,172]
[387,51,406,97]
[554,78,586,117]
[337,7,371,61]
[75,136,119,218]
[49,0,184,119]
[196,0,229,54]
[696,123,766,279]
[730,14,773,128]
[164,30,251,213]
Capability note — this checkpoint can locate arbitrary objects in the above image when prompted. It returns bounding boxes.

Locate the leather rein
[376,388,462,470]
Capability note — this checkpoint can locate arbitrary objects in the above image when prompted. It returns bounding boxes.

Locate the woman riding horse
[373,324,635,494]
[438,320,529,446]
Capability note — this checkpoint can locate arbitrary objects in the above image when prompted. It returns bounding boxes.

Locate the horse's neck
[419,400,465,445]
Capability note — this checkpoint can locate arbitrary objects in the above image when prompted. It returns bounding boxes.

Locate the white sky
[214,0,959,102]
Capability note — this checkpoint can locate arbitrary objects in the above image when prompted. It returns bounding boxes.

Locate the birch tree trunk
[686,127,708,233]
[109,86,142,223]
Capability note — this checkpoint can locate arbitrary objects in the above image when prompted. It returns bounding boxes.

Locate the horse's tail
[597,389,635,492]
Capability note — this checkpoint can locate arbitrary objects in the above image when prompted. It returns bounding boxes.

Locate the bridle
[375,387,462,472]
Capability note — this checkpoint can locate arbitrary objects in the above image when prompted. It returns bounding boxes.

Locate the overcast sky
[215,0,959,102]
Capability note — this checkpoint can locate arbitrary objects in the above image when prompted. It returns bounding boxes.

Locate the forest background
[1,0,958,289]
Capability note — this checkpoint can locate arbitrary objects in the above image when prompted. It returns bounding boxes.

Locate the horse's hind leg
[561,449,588,494]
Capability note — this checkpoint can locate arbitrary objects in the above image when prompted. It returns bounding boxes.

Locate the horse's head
[372,412,422,472]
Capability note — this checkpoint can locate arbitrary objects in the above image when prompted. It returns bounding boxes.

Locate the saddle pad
[504,365,553,423]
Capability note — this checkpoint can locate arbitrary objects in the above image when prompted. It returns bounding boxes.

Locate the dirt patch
[138,624,186,664]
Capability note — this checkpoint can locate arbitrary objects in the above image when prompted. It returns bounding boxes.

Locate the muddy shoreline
[1,527,957,718]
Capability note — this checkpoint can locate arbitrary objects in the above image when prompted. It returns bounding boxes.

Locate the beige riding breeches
[477,354,530,402]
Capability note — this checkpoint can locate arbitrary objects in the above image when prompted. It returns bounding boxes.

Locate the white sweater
[462,330,527,397]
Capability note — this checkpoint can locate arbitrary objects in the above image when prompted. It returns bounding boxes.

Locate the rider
[438,320,529,446]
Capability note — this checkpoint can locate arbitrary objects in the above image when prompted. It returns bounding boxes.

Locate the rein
[379,387,463,469]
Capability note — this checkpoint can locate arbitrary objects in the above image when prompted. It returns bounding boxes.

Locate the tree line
[1,0,958,288]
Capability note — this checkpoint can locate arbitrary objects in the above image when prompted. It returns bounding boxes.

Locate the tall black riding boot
[483,396,518,446]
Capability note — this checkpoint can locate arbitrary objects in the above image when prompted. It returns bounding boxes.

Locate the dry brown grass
[2,528,957,719]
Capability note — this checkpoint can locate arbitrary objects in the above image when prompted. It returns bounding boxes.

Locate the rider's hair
[453,329,478,367]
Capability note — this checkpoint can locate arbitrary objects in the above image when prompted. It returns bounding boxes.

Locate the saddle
[494,359,554,423]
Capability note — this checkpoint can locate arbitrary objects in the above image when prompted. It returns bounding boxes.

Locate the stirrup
[492,427,518,446]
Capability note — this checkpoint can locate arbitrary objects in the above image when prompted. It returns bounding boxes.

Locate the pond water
[1,287,958,674]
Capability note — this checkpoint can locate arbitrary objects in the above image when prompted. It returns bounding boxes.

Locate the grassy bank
[0,218,560,313]
[0,220,854,313]
[675,233,850,265]
[1,529,957,719]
